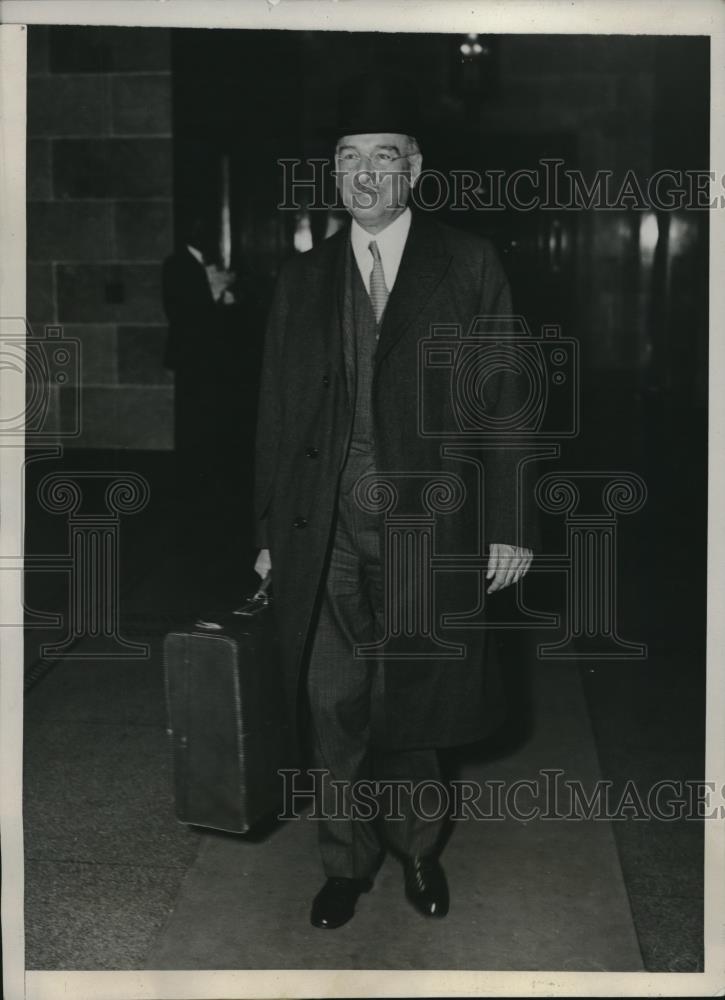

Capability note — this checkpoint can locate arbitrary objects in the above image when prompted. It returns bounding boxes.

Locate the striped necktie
[368,240,389,324]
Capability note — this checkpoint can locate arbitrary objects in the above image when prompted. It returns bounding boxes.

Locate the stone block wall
[26,25,174,449]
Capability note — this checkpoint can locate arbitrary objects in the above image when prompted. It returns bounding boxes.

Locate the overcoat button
[322,375,330,387]
[293,516,307,528]
[306,447,319,458]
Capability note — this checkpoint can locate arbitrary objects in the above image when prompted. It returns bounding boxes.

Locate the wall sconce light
[453,33,499,102]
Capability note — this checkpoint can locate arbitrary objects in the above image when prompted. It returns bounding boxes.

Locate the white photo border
[1,2,723,997]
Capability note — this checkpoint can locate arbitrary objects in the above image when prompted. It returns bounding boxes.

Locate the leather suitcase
[163,579,290,834]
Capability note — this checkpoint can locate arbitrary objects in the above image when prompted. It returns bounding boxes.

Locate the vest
[340,240,380,493]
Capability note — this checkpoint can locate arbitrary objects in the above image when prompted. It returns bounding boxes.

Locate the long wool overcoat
[254,210,538,757]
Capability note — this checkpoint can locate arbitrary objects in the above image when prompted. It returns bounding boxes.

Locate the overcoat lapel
[308,212,452,383]
[306,225,350,405]
[375,212,452,371]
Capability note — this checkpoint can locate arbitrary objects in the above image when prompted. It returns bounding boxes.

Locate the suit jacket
[161,248,217,372]
[255,211,539,754]
[162,247,267,380]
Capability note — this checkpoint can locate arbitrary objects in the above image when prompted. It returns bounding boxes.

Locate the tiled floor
[23,642,203,970]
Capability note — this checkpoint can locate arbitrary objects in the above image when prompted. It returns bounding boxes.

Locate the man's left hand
[486,542,533,593]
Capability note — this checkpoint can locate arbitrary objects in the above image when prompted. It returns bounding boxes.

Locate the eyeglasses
[335,150,408,171]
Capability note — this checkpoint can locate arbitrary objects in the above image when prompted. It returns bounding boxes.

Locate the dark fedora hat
[332,71,423,144]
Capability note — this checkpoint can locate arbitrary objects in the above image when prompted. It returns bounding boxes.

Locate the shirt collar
[350,207,412,263]
[186,244,205,265]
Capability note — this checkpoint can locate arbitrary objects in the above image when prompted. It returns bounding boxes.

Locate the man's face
[335,132,422,231]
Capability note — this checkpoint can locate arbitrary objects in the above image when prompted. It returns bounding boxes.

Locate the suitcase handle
[233,572,272,617]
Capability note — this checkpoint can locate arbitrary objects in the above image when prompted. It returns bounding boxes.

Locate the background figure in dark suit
[254,75,537,929]
[163,212,263,568]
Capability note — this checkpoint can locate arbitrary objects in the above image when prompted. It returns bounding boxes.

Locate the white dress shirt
[350,207,412,294]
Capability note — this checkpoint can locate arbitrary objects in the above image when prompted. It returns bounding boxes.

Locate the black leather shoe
[404,856,449,917]
[310,877,372,929]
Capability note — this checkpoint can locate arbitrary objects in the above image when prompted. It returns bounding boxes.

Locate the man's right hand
[254,548,271,580]
[206,264,236,302]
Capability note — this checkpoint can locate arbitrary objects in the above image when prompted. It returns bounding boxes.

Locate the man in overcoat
[164,211,266,576]
[254,75,536,928]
